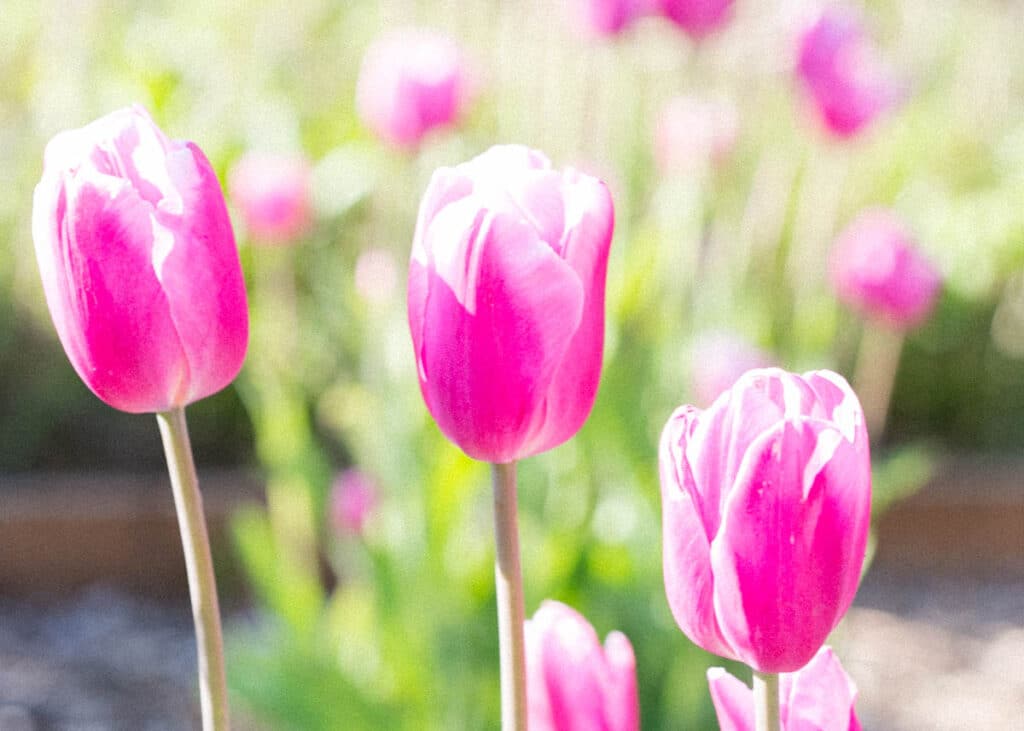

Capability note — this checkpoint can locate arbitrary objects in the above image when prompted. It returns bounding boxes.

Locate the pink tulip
[32,105,248,414]
[408,145,614,463]
[526,600,639,731]
[330,469,379,536]
[659,368,871,673]
[656,0,734,39]
[796,10,899,138]
[228,152,312,243]
[355,248,398,305]
[690,331,774,407]
[569,0,647,37]
[654,95,739,175]
[830,209,941,329]
[708,646,862,731]
[356,29,473,150]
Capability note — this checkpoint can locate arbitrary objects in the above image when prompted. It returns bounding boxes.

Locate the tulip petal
[785,647,861,731]
[55,172,188,412]
[603,631,639,731]
[417,200,584,462]
[659,406,734,659]
[712,418,870,672]
[707,667,755,731]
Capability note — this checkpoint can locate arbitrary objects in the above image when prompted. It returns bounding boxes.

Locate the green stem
[753,671,781,731]
[492,461,527,731]
[157,407,230,731]
[852,320,905,443]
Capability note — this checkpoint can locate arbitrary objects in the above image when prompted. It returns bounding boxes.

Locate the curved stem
[753,671,781,731]
[157,408,230,731]
[492,461,527,731]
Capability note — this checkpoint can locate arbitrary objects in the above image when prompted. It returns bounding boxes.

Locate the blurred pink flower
[830,208,941,329]
[330,469,379,536]
[356,29,474,150]
[526,600,639,731]
[796,10,900,138]
[708,646,862,731]
[656,0,734,39]
[689,331,773,406]
[229,152,312,244]
[355,248,398,305]
[32,105,248,414]
[408,145,614,463]
[660,369,871,673]
[568,0,647,38]
[654,95,738,175]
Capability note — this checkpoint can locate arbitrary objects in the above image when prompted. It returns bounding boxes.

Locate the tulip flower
[408,144,614,464]
[526,601,639,731]
[330,469,379,537]
[689,331,774,407]
[32,104,248,415]
[356,29,473,150]
[409,145,614,730]
[656,0,734,39]
[569,0,646,38]
[796,10,899,138]
[708,646,862,731]
[654,95,738,176]
[355,248,398,305]
[659,368,871,674]
[229,152,312,244]
[830,209,941,330]
[32,105,245,730]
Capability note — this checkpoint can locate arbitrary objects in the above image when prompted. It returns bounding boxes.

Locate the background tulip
[830,208,942,330]
[659,368,871,673]
[32,105,248,414]
[796,10,899,138]
[356,29,473,150]
[656,0,734,39]
[689,331,774,407]
[330,469,378,537]
[654,95,739,176]
[526,600,639,731]
[408,144,614,463]
[229,152,312,244]
[708,646,862,731]
[569,0,646,38]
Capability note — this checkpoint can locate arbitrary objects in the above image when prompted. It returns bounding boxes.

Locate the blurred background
[1,0,1023,729]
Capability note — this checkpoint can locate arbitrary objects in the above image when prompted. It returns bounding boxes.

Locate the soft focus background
[1,1,1023,729]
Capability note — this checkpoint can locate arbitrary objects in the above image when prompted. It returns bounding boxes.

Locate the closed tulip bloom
[796,10,899,138]
[689,331,774,407]
[356,29,472,150]
[32,105,248,414]
[830,209,941,329]
[657,0,734,39]
[526,600,639,731]
[569,0,646,37]
[408,145,614,463]
[330,469,379,537]
[229,152,312,243]
[654,95,739,176]
[708,646,862,731]
[659,368,871,673]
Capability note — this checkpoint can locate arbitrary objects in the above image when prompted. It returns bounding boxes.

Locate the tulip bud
[356,29,473,150]
[708,646,862,731]
[689,331,774,407]
[656,0,734,39]
[796,10,899,138]
[830,209,941,329]
[228,152,312,244]
[408,145,614,463]
[654,95,739,176]
[659,368,871,673]
[526,600,639,731]
[32,105,248,414]
[569,0,646,38]
[329,469,379,537]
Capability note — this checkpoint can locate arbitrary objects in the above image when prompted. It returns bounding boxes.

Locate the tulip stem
[492,461,527,731]
[753,671,781,731]
[157,408,230,731]
[852,320,905,442]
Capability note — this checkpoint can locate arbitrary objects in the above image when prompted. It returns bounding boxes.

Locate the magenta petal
[659,407,734,659]
[712,419,869,672]
[785,647,861,731]
[603,631,639,731]
[418,204,584,462]
[59,174,187,413]
[707,668,755,731]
